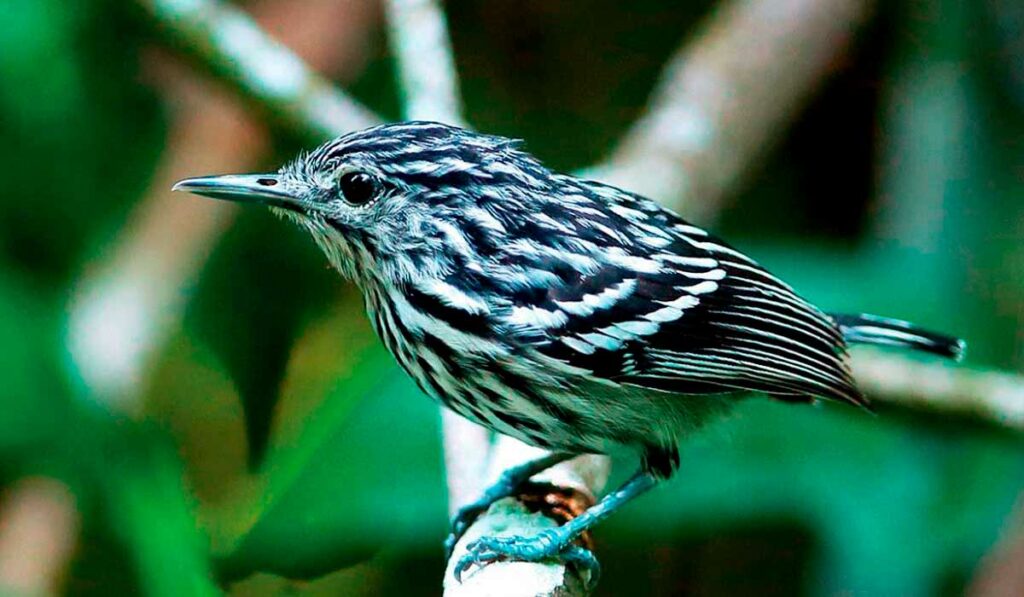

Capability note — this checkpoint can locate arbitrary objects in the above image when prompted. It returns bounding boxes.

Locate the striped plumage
[174,121,965,583]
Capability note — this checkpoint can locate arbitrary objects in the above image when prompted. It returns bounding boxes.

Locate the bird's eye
[337,171,380,206]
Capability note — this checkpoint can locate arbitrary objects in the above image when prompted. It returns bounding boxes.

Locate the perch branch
[443,443,609,596]
[586,0,873,223]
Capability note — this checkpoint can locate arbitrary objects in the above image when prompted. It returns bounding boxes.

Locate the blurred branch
[383,0,465,125]
[65,118,244,406]
[586,0,873,223]
[0,478,78,596]
[968,496,1024,597]
[853,351,1024,431]
[138,0,380,142]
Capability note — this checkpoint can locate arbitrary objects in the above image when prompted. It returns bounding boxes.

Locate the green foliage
[0,268,67,455]
[0,0,162,282]
[186,210,339,466]
[219,348,446,581]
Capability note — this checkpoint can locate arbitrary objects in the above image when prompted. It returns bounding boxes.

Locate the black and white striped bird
[174,121,964,585]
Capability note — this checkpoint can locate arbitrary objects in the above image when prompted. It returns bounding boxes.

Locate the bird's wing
[502,198,863,406]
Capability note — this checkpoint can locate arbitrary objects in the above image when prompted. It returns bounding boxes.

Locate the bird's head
[174,121,551,287]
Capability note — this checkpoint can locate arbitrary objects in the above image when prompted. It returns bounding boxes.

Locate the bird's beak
[172,174,304,212]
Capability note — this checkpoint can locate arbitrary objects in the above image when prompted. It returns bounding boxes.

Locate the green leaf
[0,268,68,454]
[95,420,221,597]
[187,210,339,467]
[201,302,447,581]
[604,400,1024,594]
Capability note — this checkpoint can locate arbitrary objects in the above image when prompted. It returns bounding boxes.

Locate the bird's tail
[830,313,966,360]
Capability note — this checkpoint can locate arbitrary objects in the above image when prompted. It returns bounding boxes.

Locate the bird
[174,121,965,587]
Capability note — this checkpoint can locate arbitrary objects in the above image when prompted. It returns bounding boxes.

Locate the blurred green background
[0,0,1022,595]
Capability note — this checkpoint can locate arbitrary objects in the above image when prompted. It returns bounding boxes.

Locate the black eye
[337,171,380,206]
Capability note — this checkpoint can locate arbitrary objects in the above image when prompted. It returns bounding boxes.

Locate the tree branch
[383,0,465,126]
[0,478,78,596]
[585,0,874,223]
[139,0,380,141]
[852,350,1024,431]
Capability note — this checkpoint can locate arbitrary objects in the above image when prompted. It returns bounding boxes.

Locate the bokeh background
[1,0,1023,595]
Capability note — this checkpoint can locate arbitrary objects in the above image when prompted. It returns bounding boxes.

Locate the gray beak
[172,174,303,211]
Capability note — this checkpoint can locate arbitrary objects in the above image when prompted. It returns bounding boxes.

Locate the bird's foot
[453,529,599,589]
[444,478,550,558]
[444,453,574,558]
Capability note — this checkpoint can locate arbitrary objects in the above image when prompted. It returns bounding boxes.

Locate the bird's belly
[364,291,595,450]
[365,289,715,454]
[400,352,599,452]
[392,342,707,455]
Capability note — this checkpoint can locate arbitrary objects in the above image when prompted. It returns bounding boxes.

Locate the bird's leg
[454,469,660,588]
[445,451,573,558]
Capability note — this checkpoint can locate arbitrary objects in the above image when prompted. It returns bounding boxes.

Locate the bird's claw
[453,530,600,589]
[443,503,487,559]
[444,476,531,559]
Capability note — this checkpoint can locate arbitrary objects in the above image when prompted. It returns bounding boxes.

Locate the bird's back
[485,176,863,404]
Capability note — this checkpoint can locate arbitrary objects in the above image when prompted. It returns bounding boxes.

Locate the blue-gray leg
[454,470,660,589]
[445,452,573,559]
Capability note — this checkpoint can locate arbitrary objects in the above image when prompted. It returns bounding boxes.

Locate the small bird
[174,121,964,586]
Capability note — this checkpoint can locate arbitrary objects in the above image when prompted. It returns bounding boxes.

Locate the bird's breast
[358,280,609,452]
